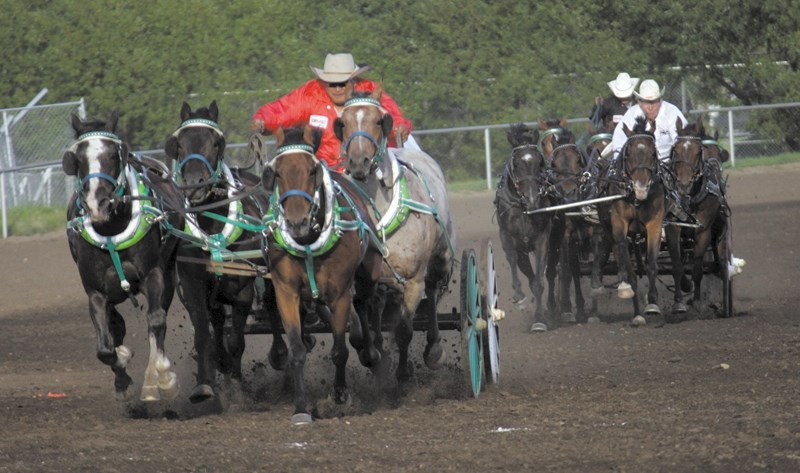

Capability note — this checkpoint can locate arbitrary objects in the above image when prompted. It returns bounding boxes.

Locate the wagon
[204,240,503,398]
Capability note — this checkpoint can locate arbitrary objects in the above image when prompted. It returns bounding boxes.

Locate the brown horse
[262,125,384,424]
[333,88,455,378]
[601,116,666,324]
[664,121,730,316]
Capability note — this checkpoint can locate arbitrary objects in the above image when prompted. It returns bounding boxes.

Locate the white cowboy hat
[634,79,665,101]
[310,53,371,83]
[607,72,639,99]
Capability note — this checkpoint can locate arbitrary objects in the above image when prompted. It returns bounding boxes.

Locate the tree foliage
[1,0,798,151]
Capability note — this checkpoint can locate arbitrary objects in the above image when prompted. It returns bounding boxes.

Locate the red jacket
[252,79,413,170]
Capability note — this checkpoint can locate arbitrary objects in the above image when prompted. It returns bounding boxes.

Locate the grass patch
[6,205,65,236]
[725,152,800,169]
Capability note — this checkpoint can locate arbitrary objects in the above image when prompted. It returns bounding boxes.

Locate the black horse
[164,101,284,403]
[495,123,557,331]
[64,111,184,401]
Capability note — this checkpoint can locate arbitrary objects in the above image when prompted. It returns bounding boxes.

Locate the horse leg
[179,270,217,403]
[499,230,526,306]
[570,233,587,323]
[262,280,288,370]
[665,225,687,316]
[422,250,451,369]
[329,295,352,405]
[692,228,714,304]
[548,217,565,318]
[89,293,134,401]
[394,280,424,381]
[140,269,178,402]
[530,238,552,331]
[643,219,663,317]
[351,275,381,368]
[274,286,311,425]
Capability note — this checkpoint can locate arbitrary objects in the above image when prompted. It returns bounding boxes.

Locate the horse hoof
[159,373,179,401]
[631,315,647,327]
[291,413,313,425]
[672,302,688,314]
[513,295,528,309]
[530,322,548,332]
[681,278,694,293]
[617,283,634,299]
[587,316,601,324]
[115,386,134,402]
[358,347,381,368]
[590,286,604,296]
[189,384,215,404]
[423,341,444,370]
[140,385,161,402]
[561,312,577,323]
[269,347,289,371]
[644,304,662,315]
[302,334,317,352]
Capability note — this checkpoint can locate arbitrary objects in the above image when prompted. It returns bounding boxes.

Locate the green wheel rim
[465,250,483,397]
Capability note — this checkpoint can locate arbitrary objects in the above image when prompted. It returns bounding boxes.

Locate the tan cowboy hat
[633,79,665,101]
[310,53,371,83]
[607,72,639,99]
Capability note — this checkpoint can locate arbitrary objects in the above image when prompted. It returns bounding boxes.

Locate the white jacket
[611,101,688,162]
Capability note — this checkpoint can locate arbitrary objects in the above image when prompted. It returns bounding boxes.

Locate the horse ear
[165,135,179,159]
[274,127,285,147]
[70,113,83,135]
[623,122,633,137]
[675,117,684,133]
[209,100,219,122]
[506,129,516,147]
[62,151,78,176]
[559,117,568,129]
[107,110,119,133]
[333,118,344,141]
[262,162,276,190]
[538,118,547,130]
[713,130,719,141]
[180,102,192,122]
[302,124,317,149]
[381,113,393,139]
[372,83,383,101]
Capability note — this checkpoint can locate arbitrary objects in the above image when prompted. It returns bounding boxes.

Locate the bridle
[171,118,226,194]
[339,97,388,174]
[71,131,129,207]
[669,135,704,196]
[546,143,592,202]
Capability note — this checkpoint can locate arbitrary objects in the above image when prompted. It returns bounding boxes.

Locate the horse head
[505,123,547,210]
[702,129,730,164]
[164,100,226,205]
[585,121,613,160]
[333,86,392,181]
[621,116,658,201]
[537,117,569,157]
[670,120,705,198]
[62,111,129,224]
[548,131,588,203]
[263,125,324,241]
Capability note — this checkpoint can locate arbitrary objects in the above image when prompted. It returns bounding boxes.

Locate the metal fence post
[728,109,735,167]
[484,128,492,189]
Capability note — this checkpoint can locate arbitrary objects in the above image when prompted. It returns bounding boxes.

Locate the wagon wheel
[482,241,500,385]
[460,248,484,398]
[720,216,734,318]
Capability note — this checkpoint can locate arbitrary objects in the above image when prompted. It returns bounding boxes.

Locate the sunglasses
[325,81,349,88]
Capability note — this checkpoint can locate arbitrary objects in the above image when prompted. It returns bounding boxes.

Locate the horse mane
[631,115,652,135]
[279,125,323,153]
[507,123,539,148]
[71,111,119,138]
[679,121,704,138]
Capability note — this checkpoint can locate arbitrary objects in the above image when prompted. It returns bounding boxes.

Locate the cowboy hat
[607,72,639,99]
[310,53,371,83]
[633,79,665,101]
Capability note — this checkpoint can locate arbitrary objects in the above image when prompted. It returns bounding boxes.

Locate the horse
[164,101,284,403]
[664,121,730,315]
[261,125,385,424]
[544,127,596,324]
[599,115,666,324]
[494,123,557,331]
[63,111,184,401]
[333,88,456,379]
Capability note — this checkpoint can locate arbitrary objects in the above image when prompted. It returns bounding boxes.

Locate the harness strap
[106,237,139,307]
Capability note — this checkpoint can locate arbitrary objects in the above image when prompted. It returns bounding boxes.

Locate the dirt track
[1,163,799,472]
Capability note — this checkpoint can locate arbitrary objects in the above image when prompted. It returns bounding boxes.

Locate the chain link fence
[2,97,799,237]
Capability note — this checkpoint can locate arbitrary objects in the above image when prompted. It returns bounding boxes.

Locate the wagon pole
[525,194,625,215]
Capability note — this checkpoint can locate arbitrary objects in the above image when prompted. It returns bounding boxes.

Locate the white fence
[1,101,799,237]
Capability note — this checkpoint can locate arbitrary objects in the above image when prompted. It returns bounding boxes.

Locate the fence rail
[2,100,799,238]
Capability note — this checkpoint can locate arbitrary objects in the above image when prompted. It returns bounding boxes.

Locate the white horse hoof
[644,304,662,315]
[617,283,634,299]
[587,316,601,324]
[159,372,179,401]
[291,413,313,425]
[140,385,161,402]
[530,322,548,332]
[513,296,529,309]
[631,315,647,327]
